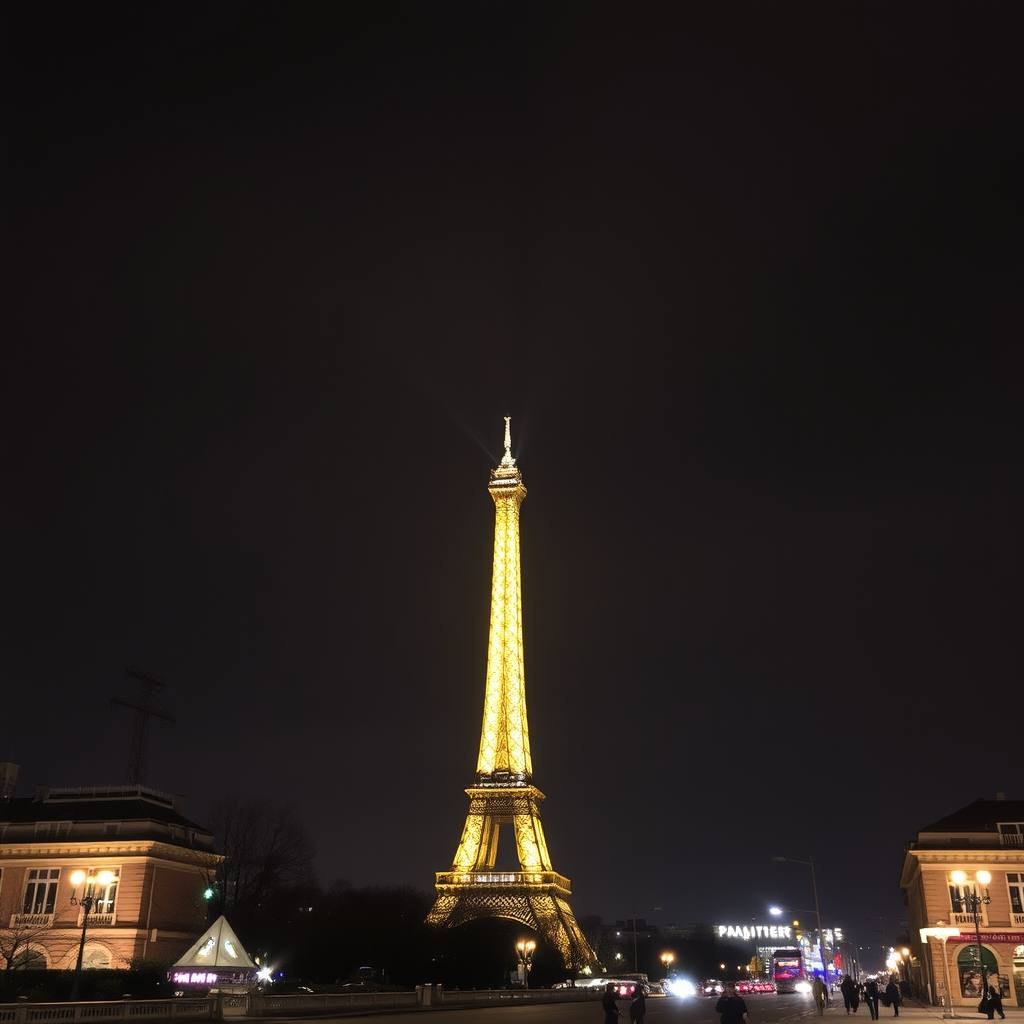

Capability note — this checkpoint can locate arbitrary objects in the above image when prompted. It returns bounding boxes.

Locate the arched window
[957,945,1003,998]
[81,943,113,970]
[10,945,48,970]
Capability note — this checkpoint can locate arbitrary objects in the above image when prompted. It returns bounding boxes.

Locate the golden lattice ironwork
[427,419,597,972]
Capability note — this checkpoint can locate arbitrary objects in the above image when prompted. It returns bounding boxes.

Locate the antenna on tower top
[500,416,515,467]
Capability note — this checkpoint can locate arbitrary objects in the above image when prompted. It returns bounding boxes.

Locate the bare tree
[209,798,314,913]
[0,920,51,976]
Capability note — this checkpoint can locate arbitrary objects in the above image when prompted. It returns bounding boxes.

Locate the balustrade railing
[78,911,116,928]
[0,1000,214,1024]
[8,913,54,929]
[950,911,988,928]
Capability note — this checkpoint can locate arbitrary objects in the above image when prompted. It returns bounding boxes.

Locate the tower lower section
[427,785,598,971]
[427,872,596,971]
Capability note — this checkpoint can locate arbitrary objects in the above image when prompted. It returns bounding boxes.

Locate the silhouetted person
[884,978,900,1016]
[984,981,1005,1020]
[630,983,646,1024]
[864,978,881,1020]
[841,975,858,1014]
[813,977,827,1016]
[602,983,620,1024]
[716,982,750,1024]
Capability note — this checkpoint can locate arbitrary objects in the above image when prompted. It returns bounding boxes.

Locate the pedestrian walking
[884,978,900,1017]
[864,978,881,1020]
[813,977,828,1016]
[602,983,620,1024]
[716,982,750,1024]
[841,975,857,1014]
[982,981,1005,1020]
[629,983,647,1024]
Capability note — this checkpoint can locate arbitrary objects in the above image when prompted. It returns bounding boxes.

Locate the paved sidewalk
[818,1001,1024,1023]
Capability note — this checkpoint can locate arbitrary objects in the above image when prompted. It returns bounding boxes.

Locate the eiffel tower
[426,418,597,971]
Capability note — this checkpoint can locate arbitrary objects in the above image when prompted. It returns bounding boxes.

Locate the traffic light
[203,886,216,901]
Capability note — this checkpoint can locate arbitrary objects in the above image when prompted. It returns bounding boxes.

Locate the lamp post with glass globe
[69,869,116,999]
[660,951,675,977]
[515,938,536,988]
[951,870,992,998]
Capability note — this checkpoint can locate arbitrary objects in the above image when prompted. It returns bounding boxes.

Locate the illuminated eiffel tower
[426,418,597,971]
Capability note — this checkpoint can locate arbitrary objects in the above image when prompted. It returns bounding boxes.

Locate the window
[23,868,60,914]
[72,867,120,914]
[11,946,47,970]
[949,879,965,913]
[93,868,119,914]
[81,943,113,969]
[1008,873,1024,915]
[34,821,71,839]
[999,823,1024,848]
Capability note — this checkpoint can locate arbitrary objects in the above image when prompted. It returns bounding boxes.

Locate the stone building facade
[901,797,1024,1009]
[0,767,220,970]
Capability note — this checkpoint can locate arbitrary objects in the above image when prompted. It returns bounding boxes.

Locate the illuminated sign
[717,924,793,941]
[172,972,218,985]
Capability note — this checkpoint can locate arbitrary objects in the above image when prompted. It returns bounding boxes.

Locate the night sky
[5,3,1021,961]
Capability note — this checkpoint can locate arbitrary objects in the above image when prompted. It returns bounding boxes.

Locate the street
[262,992,827,1024]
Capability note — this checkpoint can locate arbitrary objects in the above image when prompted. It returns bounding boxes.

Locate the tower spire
[500,415,514,468]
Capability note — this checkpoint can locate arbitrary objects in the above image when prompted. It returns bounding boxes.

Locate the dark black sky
[5,2,1021,961]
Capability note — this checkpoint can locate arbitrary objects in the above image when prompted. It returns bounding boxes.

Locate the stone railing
[0,1000,214,1024]
[247,992,418,1016]
[443,987,599,1004]
[950,911,987,928]
[79,911,116,928]
[244,987,600,1016]
[8,913,54,930]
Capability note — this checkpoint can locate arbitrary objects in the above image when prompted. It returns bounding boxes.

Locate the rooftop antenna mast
[111,668,175,785]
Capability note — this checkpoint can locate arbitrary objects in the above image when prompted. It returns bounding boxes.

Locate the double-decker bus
[772,948,805,994]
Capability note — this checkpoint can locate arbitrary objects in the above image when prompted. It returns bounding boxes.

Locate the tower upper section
[476,417,532,783]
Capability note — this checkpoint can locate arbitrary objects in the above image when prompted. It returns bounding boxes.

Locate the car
[701,979,724,996]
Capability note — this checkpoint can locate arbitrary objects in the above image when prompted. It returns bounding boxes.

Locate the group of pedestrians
[832,974,902,1018]
[601,982,646,1024]
[601,971,1007,1024]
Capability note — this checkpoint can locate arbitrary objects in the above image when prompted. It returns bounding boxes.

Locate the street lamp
[950,870,991,998]
[515,938,536,988]
[772,856,829,986]
[69,869,116,999]
[660,951,675,976]
[769,906,783,917]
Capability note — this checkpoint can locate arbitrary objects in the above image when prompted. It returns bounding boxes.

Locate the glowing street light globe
[976,870,991,886]
[70,870,86,887]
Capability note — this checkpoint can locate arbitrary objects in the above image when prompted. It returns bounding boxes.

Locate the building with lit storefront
[0,764,220,970]
[900,797,1024,1009]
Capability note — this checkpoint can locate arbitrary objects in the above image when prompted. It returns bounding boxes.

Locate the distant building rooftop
[911,797,1024,850]
[0,780,213,849]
